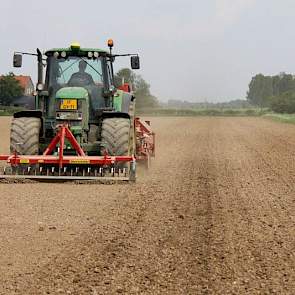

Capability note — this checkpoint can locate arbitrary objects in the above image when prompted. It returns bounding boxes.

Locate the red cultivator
[0,118,155,182]
[135,118,155,169]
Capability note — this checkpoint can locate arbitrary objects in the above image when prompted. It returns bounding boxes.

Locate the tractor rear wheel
[100,117,136,181]
[10,117,41,155]
[100,118,132,156]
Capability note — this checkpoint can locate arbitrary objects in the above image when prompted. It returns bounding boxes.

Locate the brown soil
[0,116,295,294]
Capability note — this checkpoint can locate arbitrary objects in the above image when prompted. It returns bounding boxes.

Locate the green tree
[270,91,295,113]
[272,75,281,96]
[0,73,24,105]
[247,72,295,111]
[134,76,158,108]
[247,74,273,107]
[277,73,295,93]
[114,68,159,109]
[114,68,136,88]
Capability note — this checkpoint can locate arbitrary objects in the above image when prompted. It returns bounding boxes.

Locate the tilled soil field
[0,116,295,294]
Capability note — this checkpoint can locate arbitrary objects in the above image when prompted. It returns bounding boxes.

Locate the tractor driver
[68,60,94,86]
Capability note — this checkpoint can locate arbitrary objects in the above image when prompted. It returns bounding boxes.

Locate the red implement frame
[0,117,155,180]
[135,117,155,165]
[0,124,135,168]
[118,82,155,166]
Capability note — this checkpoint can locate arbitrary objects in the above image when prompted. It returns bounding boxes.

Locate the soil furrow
[0,117,295,294]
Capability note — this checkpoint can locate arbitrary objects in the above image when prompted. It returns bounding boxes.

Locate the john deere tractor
[7,40,141,180]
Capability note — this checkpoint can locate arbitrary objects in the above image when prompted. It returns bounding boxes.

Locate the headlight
[37,83,44,91]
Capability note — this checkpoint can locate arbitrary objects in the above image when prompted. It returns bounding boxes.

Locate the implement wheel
[10,117,41,155]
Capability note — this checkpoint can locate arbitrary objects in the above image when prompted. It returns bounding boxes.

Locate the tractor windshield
[46,55,107,116]
[48,56,104,87]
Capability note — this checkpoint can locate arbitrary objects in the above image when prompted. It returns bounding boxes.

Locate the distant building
[13,76,35,109]
[14,75,34,96]
[0,75,35,109]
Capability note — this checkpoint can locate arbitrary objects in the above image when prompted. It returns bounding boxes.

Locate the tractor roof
[45,46,108,56]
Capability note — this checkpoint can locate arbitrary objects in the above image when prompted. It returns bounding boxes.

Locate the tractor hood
[54,87,89,133]
[55,87,88,100]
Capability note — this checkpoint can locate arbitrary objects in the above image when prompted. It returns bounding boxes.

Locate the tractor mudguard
[121,93,134,114]
[13,110,43,119]
[102,111,130,119]
[113,90,134,114]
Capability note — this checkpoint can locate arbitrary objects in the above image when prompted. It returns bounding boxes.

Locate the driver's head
[78,60,87,72]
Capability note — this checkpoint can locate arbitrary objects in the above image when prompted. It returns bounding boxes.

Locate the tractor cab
[44,44,113,124]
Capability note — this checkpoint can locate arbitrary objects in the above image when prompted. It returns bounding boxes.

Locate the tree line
[166,99,252,109]
[247,72,295,113]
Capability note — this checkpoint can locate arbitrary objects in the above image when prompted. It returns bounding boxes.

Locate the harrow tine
[0,164,133,181]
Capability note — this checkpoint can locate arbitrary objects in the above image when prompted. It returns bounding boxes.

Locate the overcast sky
[1,0,295,102]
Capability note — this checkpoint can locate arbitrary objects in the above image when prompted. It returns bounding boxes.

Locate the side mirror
[13,53,22,68]
[131,56,140,69]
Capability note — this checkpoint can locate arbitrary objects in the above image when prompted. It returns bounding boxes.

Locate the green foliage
[270,91,295,113]
[114,68,159,109]
[114,68,136,87]
[263,113,295,124]
[137,108,265,117]
[247,72,295,108]
[0,72,24,105]
[166,99,252,109]
[247,74,274,106]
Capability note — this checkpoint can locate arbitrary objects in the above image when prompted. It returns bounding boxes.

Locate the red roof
[14,76,33,88]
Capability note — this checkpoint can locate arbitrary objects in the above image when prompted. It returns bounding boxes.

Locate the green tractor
[2,40,147,181]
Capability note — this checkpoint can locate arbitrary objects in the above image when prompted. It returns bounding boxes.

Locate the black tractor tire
[100,118,132,156]
[10,117,41,155]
